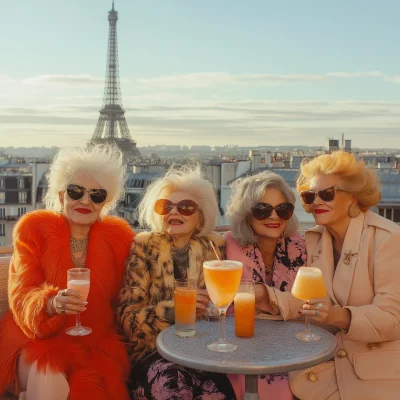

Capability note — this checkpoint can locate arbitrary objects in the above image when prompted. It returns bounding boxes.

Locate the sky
[1,0,400,149]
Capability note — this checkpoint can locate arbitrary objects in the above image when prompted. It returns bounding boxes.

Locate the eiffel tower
[91,1,140,160]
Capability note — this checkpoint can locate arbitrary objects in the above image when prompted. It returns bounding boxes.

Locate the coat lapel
[307,228,338,304]
[333,212,364,306]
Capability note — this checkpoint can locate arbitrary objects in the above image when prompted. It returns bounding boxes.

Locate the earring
[59,205,64,214]
[348,202,361,218]
[303,204,312,214]
[98,216,103,221]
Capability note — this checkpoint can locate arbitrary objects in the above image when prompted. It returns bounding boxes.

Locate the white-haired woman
[118,164,236,400]
[0,145,134,400]
[224,171,306,400]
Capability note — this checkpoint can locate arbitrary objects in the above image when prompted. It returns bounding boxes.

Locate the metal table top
[156,318,337,375]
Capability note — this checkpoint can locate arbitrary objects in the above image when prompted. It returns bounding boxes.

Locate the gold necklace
[70,236,88,268]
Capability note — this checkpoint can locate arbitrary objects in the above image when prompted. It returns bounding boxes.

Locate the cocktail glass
[291,267,327,342]
[65,268,91,336]
[203,260,243,352]
[174,278,197,337]
[234,279,255,338]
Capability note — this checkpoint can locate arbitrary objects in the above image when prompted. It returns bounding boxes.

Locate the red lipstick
[75,208,92,214]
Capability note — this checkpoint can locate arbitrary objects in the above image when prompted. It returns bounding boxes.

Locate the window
[18,178,25,188]
[18,207,27,217]
[0,179,4,188]
[0,192,4,204]
[18,191,27,203]
[378,208,384,217]
[0,224,5,237]
[0,208,4,219]
[386,209,393,221]
[394,209,400,223]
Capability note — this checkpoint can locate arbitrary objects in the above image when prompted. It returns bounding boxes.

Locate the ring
[315,310,320,317]
[56,304,63,309]
[61,308,65,314]
[62,289,68,296]
[315,303,323,309]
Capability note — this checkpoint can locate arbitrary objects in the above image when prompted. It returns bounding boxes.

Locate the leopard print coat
[117,231,225,362]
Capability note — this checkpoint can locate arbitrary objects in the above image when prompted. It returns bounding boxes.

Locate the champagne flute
[291,267,327,342]
[65,268,91,336]
[203,260,243,352]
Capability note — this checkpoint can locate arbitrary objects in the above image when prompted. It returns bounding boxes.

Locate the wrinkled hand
[196,289,210,318]
[53,289,87,315]
[299,298,331,323]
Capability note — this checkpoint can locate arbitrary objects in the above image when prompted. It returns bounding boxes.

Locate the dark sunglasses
[154,199,198,216]
[251,202,295,221]
[66,184,108,204]
[300,185,345,205]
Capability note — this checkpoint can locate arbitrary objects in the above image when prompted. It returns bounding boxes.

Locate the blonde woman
[255,151,400,400]
[118,165,236,400]
[0,145,134,400]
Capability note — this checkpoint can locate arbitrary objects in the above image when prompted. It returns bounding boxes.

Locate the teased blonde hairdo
[138,164,218,236]
[44,144,126,215]
[227,171,300,246]
[297,151,381,211]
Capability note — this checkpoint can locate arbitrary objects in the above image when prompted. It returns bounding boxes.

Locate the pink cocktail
[65,268,91,336]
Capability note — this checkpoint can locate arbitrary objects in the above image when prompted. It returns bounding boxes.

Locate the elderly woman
[256,151,400,399]
[118,165,236,400]
[0,145,134,400]
[224,171,306,400]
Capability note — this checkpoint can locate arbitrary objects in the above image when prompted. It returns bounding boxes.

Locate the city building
[0,158,49,245]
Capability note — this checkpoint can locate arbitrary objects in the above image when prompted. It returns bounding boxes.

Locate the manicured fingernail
[84,302,88,305]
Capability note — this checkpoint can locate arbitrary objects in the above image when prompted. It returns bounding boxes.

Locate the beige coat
[268,211,400,400]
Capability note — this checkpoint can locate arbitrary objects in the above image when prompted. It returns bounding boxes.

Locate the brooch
[343,250,352,265]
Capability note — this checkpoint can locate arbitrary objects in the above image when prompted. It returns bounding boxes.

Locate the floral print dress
[224,231,307,400]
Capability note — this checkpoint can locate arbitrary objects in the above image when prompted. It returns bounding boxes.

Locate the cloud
[3,70,400,92]
[138,72,328,88]
[22,74,104,87]
[138,71,400,89]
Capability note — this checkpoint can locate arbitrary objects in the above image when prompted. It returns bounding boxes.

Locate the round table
[157,318,337,399]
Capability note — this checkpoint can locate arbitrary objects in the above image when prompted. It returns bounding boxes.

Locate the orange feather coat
[0,210,135,400]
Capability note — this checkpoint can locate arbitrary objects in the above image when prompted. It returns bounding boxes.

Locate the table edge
[156,322,337,375]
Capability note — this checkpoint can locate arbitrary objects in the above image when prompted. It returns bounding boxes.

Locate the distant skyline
[1,0,400,148]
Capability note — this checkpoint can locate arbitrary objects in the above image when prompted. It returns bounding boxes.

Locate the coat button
[367,343,378,350]
[337,349,347,358]
[308,372,318,382]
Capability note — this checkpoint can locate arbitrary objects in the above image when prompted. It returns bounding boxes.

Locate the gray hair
[227,170,299,246]
[138,163,218,236]
[44,144,126,215]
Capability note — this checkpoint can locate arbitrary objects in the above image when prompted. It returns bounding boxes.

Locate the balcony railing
[0,215,19,221]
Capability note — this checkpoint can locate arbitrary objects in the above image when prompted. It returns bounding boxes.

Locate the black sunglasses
[300,185,346,205]
[66,184,108,204]
[251,202,295,221]
[154,199,198,216]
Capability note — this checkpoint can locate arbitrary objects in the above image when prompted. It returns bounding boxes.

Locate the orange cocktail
[234,280,255,338]
[203,261,243,308]
[174,279,196,337]
[291,267,327,301]
[291,267,327,342]
[203,260,243,352]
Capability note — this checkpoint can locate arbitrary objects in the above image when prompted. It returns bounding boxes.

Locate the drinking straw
[209,240,221,261]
